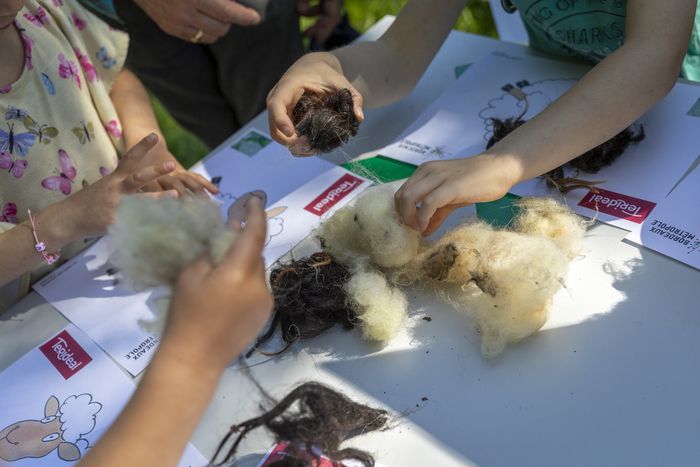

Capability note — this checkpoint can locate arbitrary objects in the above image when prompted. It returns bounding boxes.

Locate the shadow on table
[319,231,700,467]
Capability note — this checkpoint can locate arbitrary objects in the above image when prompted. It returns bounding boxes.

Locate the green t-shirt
[506,0,700,81]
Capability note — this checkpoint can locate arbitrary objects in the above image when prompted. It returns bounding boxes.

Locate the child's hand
[62,134,178,238]
[160,195,273,371]
[394,154,520,236]
[266,52,364,156]
[137,147,219,196]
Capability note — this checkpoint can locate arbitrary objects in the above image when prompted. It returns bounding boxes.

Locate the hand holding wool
[160,195,273,372]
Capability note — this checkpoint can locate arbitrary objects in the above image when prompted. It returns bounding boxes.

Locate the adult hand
[134,0,261,44]
[297,0,342,45]
[267,52,364,156]
[161,195,273,371]
[63,134,178,238]
[394,154,520,236]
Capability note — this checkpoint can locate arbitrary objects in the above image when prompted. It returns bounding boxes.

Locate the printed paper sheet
[379,52,700,231]
[34,164,369,376]
[0,325,206,466]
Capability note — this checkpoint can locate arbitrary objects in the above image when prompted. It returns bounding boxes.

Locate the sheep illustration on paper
[212,177,287,246]
[0,393,102,462]
[478,78,577,141]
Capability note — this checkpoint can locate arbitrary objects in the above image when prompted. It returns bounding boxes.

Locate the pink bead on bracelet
[27,209,60,265]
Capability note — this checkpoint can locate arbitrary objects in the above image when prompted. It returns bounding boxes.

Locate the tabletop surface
[2,17,700,467]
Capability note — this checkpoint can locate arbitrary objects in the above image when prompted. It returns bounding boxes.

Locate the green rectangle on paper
[231,129,272,156]
[454,63,472,79]
[475,193,522,227]
[343,155,417,183]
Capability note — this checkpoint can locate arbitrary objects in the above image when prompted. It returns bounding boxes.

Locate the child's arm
[0,136,176,287]
[395,0,697,234]
[78,197,272,467]
[266,0,467,154]
[110,69,218,195]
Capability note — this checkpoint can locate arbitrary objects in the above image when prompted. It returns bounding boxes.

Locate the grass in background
[156,0,497,167]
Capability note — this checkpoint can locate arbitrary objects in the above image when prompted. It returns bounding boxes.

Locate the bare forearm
[0,202,78,286]
[79,346,222,467]
[331,0,466,107]
[487,0,695,183]
[488,43,681,183]
[110,69,164,149]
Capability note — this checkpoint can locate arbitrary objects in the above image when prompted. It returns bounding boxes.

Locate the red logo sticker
[304,173,364,216]
[577,188,656,224]
[40,330,92,379]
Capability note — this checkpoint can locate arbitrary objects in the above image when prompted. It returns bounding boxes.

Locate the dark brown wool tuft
[486,118,645,193]
[212,382,389,466]
[292,89,360,153]
[246,252,355,357]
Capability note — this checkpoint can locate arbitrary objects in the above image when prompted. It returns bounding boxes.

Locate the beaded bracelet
[27,209,60,265]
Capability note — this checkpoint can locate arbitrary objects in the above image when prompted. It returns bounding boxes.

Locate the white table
[2,17,699,467]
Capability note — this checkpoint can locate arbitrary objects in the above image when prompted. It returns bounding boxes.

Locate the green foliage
[159,1,496,167]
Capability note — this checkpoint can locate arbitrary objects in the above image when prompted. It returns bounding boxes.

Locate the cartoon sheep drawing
[478,78,577,141]
[222,187,286,246]
[0,393,102,462]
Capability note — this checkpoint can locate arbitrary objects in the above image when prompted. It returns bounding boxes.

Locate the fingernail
[166,190,178,198]
[282,125,294,137]
[147,133,157,143]
[164,161,175,170]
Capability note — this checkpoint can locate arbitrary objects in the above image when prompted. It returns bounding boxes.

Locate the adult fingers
[296,0,321,16]
[191,10,231,39]
[198,0,261,26]
[122,161,176,192]
[222,196,267,271]
[117,134,159,174]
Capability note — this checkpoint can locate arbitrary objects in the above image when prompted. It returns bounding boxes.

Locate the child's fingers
[226,191,267,229]
[136,190,180,200]
[288,136,315,156]
[157,176,189,197]
[415,185,455,233]
[122,161,175,192]
[176,253,213,288]
[221,196,267,272]
[192,173,219,194]
[267,81,305,145]
[423,205,460,237]
[116,134,159,174]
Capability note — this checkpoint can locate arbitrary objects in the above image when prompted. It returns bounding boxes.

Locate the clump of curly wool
[108,196,236,288]
[400,221,570,358]
[317,184,421,269]
[511,197,587,259]
[345,267,408,342]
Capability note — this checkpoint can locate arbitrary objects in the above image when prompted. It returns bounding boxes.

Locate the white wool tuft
[403,221,569,357]
[511,197,586,259]
[108,196,236,288]
[317,185,421,269]
[59,394,102,444]
[345,268,407,342]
